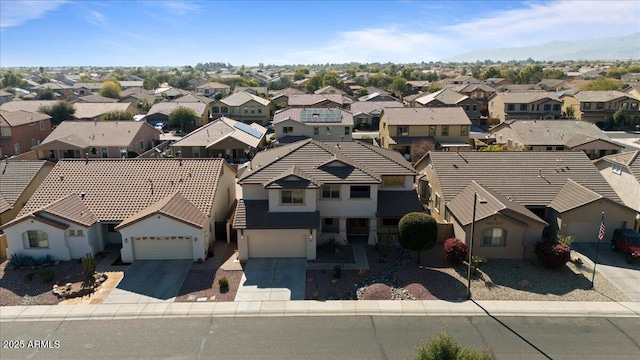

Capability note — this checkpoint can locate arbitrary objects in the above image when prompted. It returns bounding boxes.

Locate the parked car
[610,228,640,264]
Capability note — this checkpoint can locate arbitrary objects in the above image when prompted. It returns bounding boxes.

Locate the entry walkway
[2,300,638,322]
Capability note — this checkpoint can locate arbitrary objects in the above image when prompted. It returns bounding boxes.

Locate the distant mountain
[444,33,640,62]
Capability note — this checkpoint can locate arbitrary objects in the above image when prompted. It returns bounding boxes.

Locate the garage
[132,236,193,260]
[248,234,307,258]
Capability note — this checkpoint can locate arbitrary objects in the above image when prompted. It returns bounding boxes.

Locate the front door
[347,218,369,235]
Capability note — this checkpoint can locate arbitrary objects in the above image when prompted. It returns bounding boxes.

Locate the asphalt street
[2,316,639,359]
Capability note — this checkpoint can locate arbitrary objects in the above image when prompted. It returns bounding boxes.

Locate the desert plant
[39,269,55,283]
[535,239,571,269]
[413,330,493,360]
[332,265,342,279]
[81,253,97,277]
[8,253,36,268]
[443,238,469,265]
[218,276,229,290]
[319,237,340,253]
[556,235,574,247]
[377,235,393,259]
[470,256,486,276]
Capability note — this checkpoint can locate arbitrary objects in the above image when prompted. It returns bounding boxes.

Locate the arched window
[481,228,506,246]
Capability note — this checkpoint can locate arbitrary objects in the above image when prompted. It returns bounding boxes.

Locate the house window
[519,104,527,111]
[244,107,249,114]
[465,104,470,111]
[101,148,108,158]
[321,185,340,199]
[544,104,551,111]
[250,107,255,114]
[553,104,561,111]
[507,104,515,111]
[193,147,201,158]
[281,189,304,204]
[283,127,293,134]
[322,218,339,233]
[612,165,622,175]
[441,126,449,136]
[23,230,48,248]
[419,181,430,199]
[39,120,45,130]
[31,138,37,147]
[344,126,350,135]
[1,127,11,136]
[77,229,84,236]
[14,143,20,154]
[221,107,228,113]
[434,193,441,212]
[429,126,436,136]
[396,126,409,136]
[326,127,331,135]
[596,102,604,110]
[314,127,319,135]
[460,126,468,136]
[69,229,75,236]
[472,105,477,111]
[444,208,451,222]
[258,108,262,114]
[546,146,553,151]
[584,102,591,109]
[632,102,639,109]
[382,176,404,187]
[350,185,370,198]
[482,227,506,246]
[139,140,144,150]
[213,107,220,113]
[382,218,400,227]
[622,103,629,109]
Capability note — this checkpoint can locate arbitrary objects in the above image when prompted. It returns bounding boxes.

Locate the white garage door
[248,234,306,258]
[133,236,193,260]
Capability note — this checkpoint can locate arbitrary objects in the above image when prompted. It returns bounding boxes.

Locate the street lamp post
[467,192,486,299]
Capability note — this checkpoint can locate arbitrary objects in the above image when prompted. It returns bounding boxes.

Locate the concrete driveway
[572,242,640,301]
[235,258,306,301]
[104,260,192,304]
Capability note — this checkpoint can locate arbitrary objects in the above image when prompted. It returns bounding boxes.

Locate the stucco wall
[5,220,71,261]
[554,199,637,243]
[268,188,318,212]
[596,162,640,212]
[274,119,353,142]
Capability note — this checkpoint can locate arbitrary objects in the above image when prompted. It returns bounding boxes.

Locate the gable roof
[0,160,51,214]
[197,82,230,90]
[16,158,229,223]
[77,94,118,103]
[116,192,207,230]
[492,92,561,104]
[424,151,621,208]
[382,107,472,126]
[548,179,603,213]
[0,100,58,113]
[233,199,319,229]
[570,90,638,102]
[451,83,497,94]
[273,107,353,126]
[447,181,547,226]
[595,150,640,183]
[34,121,159,149]
[170,117,266,149]
[415,88,469,106]
[288,94,343,106]
[170,93,212,104]
[491,119,616,147]
[37,194,97,227]
[0,110,50,127]
[239,139,416,186]
[73,103,133,119]
[218,91,270,107]
[349,101,404,116]
[147,102,207,117]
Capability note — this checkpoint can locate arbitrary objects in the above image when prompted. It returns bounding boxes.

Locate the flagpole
[591,211,605,288]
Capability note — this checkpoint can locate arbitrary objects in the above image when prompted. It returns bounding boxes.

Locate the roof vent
[59,176,64,182]
[80,192,86,200]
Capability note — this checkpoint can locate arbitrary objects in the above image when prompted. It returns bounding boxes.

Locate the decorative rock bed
[52,273,108,299]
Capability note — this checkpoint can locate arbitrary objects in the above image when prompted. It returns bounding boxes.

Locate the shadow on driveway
[235,258,306,301]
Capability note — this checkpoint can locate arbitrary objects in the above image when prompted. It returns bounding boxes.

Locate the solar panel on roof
[233,122,263,138]
[300,108,343,123]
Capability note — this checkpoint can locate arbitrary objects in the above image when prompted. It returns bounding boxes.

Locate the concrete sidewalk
[2,300,639,322]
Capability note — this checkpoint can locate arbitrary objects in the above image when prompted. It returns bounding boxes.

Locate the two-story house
[451,83,497,119]
[287,94,345,109]
[210,91,270,125]
[2,158,236,263]
[350,101,404,130]
[379,107,472,161]
[33,82,73,98]
[409,88,482,124]
[146,102,210,130]
[490,119,623,159]
[233,139,422,260]
[561,91,640,126]
[196,82,231,97]
[0,110,53,158]
[594,151,640,232]
[273,108,354,144]
[33,121,160,160]
[488,92,562,123]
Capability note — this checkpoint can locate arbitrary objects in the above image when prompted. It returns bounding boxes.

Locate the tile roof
[596,150,640,183]
[571,90,639,102]
[233,200,320,229]
[116,192,207,230]
[273,107,353,126]
[0,100,58,113]
[0,110,50,127]
[349,101,404,116]
[425,151,621,208]
[376,190,423,217]
[548,179,603,213]
[38,194,97,227]
[493,92,561,104]
[492,120,615,147]
[382,107,472,126]
[451,83,497,94]
[270,88,304,99]
[34,82,71,90]
[73,103,133,119]
[219,91,270,107]
[446,181,546,226]
[288,94,343,106]
[77,94,118,103]
[35,121,159,149]
[415,88,468,106]
[197,82,230,89]
[72,82,104,90]
[240,140,416,186]
[147,102,207,117]
[0,160,51,214]
[171,117,266,149]
[17,158,228,222]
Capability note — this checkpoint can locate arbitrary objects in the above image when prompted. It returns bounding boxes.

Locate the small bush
[443,238,469,265]
[9,253,35,268]
[218,277,229,289]
[535,239,571,269]
[413,330,493,360]
[377,235,393,259]
[37,255,55,265]
[81,254,97,277]
[26,272,35,281]
[319,237,340,253]
[556,235,574,247]
[332,265,342,279]
[39,269,55,283]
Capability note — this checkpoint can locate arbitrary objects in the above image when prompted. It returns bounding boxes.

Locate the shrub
[332,265,342,279]
[556,235,574,247]
[26,272,35,281]
[36,255,55,266]
[399,212,438,264]
[39,269,55,283]
[9,253,36,268]
[534,239,571,269]
[319,237,340,253]
[413,330,493,360]
[218,277,229,289]
[81,254,97,277]
[443,238,469,265]
[376,235,393,259]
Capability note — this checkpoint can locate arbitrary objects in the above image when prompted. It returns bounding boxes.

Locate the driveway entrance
[104,260,192,304]
[235,258,306,301]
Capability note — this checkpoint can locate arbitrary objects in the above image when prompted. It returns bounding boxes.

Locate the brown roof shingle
[376,191,423,218]
[233,200,319,229]
[0,160,52,214]
[116,192,207,229]
[382,107,472,126]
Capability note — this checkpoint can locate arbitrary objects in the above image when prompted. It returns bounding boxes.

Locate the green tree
[470,64,482,79]
[481,67,501,80]
[413,330,493,360]
[561,106,575,119]
[39,101,76,125]
[541,68,566,79]
[398,212,437,264]
[305,75,324,93]
[390,77,407,97]
[137,99,152,112]
[36,88,56,100]
[427,84,443,93]
[2,71,29,89]
[168,106,197,132]
[518,64,543,84]
[99,80,122,99]
[612,107,626,127]
[143,78,159,90]
[323,72,344,89]
[102,110,134,121]
[580,78,622,91]
[356,88,369,97]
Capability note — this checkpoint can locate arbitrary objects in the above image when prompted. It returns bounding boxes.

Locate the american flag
[598,212,606,241]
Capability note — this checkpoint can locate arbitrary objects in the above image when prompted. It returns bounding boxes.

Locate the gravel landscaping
[175,269,243,302]
[309,245,355,264]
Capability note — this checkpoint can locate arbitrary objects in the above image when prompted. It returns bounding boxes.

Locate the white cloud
[0,0,67,28]
[162,1,200,15]
[282,1,640,64]
[87,11,106,26]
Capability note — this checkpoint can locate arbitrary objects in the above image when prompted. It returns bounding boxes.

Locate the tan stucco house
[210,91,270,125]
[594,151,640,231]
[273,108,354,144]
[561,91,640,126]
[488,92,562,123]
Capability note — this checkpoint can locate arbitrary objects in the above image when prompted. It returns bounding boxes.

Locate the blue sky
[1,0,639,67]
